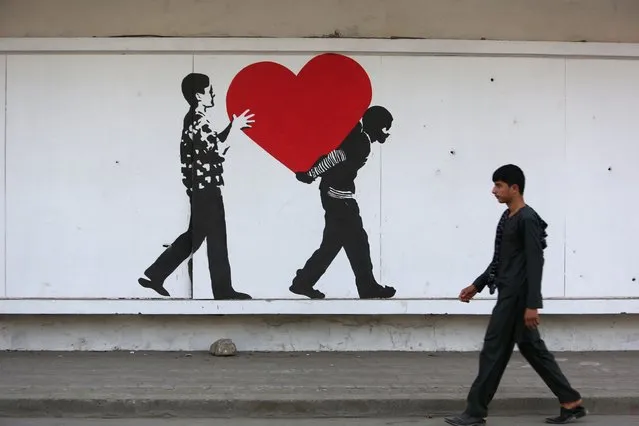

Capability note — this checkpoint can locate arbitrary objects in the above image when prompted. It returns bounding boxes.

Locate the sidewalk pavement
[0,351,637,418]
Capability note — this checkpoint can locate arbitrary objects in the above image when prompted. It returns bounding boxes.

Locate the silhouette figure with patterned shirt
[139,73,254,300]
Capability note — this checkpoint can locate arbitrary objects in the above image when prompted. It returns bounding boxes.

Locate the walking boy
[445,164,587,425]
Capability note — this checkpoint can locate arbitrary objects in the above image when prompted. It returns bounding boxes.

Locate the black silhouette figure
[138,73,254,300]
[291,106,396,299]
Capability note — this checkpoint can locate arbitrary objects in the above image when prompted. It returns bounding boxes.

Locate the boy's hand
[459,284,478,303]
[524,308,540,329]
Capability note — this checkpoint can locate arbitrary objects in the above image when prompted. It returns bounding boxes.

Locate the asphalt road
[0,417,634,426]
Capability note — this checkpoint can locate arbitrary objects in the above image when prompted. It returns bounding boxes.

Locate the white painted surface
[1,313,638,351]
[565,59,639,298]
[0,55,5,298]
[379,56,567,298]
[0,39,637,315]
[5,54,194,299]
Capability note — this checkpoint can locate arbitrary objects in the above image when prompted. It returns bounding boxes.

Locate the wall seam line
[3,55,7,299]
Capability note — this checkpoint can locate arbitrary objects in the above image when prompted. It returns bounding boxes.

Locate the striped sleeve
[307,149,346,178]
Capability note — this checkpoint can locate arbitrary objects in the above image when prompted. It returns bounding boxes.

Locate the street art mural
[10,51,626,303]
[138,53,396,300]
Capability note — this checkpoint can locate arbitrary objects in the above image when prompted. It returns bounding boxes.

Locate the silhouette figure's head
[182,73,215,108]
[362,106,393,144]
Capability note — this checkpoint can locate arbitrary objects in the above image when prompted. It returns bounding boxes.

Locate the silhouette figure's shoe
[289,283,326,299]
[545,405,588,424]
[138,278,170,297]
[359,285,396,299]
[444,413,486,426]
[216,290,253,300]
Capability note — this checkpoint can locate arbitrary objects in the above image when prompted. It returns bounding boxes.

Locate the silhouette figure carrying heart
[226,53,373,172]
[226,53,397,301]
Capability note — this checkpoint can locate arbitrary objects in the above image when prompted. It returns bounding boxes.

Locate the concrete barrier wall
[2,0,639,42]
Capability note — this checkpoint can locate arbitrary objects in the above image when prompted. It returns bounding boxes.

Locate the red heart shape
[226,53,373,172]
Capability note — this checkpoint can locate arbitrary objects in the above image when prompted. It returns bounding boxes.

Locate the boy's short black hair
[493,164,525,194]
[181,73,210,107]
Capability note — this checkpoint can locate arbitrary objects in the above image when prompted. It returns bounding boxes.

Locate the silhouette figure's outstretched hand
[296,172,314,184]
[232,109,255,129]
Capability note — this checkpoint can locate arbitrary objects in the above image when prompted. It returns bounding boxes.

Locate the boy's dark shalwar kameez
[462,205,581,420]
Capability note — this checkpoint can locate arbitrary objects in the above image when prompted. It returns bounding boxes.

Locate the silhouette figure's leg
[291,192,343,298]
[204,188,251,300]
[141,207,206,296]
[144,228,191,282]
[338,199,395,298]
[339,199,373,285]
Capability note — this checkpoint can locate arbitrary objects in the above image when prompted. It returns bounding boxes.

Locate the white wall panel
[379,56,567,299]
[565,59,639,298]
[1,42,638,312]
[5,54,194,298]
[0,55,6,298]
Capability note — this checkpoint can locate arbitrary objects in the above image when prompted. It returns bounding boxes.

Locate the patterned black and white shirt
[180,106,230,196]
